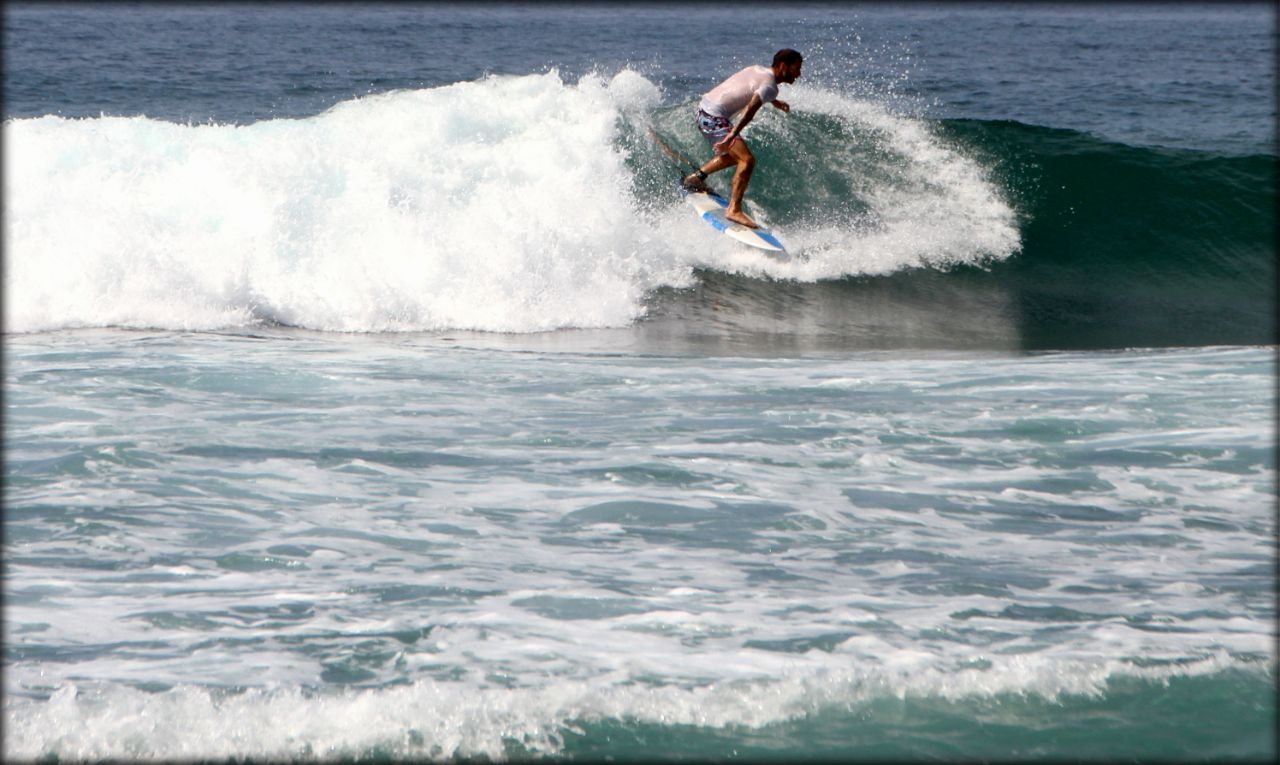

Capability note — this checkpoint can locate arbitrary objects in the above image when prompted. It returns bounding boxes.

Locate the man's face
[779,60,802,84]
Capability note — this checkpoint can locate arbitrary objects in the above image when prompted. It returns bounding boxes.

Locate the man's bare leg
[683,139,760,228]
[723,140,758,228]
[682,153,733,192]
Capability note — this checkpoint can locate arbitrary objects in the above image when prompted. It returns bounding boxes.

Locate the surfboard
[680,186,787,254]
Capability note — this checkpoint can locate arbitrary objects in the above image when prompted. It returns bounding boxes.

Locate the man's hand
[773,100,790,113]
[713,95,766,153]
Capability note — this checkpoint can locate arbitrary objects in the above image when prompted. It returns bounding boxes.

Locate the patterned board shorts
[696,109,733,153]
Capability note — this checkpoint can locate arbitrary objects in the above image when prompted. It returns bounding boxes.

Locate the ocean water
[3,2,1276,761]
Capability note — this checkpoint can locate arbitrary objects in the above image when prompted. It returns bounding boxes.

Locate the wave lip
[766,85,1022,281]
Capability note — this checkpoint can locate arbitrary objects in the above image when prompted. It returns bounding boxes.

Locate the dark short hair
[773,49,803,67]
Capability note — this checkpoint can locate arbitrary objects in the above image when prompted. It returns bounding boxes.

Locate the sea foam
[4,71,688,334]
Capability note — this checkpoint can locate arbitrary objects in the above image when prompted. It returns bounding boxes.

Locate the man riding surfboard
[682,48,803,229]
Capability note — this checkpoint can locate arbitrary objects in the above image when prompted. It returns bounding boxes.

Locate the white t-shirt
[698,65,779,120]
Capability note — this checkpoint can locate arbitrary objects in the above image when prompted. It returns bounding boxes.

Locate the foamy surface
[6,333,1274,760]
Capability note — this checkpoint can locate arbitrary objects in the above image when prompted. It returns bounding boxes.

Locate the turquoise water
[4,3,1276,761]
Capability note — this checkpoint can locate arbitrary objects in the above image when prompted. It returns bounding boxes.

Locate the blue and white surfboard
[681,188,786,254]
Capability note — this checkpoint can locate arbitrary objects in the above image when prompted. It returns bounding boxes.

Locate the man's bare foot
[681,173,711,193]
[725,208,759,229]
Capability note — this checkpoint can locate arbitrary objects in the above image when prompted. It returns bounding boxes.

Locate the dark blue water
[5,2,1273,154]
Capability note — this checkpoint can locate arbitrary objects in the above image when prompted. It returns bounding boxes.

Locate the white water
[5,71,1020,335]
[5,334,1274,760]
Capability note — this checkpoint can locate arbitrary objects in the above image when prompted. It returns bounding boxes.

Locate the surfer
[682,49,803,229]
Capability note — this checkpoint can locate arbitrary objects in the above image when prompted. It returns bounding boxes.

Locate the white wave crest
[3,651,1262,761]
[4,70,690,334]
